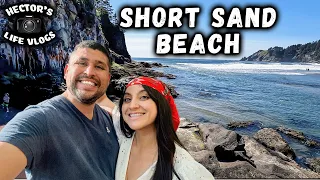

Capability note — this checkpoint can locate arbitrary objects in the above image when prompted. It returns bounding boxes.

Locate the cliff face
[241,40,320,63]
[0,0,131,109]
[1,0,106,75]
[100,13,131,64]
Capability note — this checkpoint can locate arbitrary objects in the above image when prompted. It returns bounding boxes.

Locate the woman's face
[122,85,157,131]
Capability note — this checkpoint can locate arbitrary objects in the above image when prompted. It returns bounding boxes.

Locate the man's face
[64,48,111,104]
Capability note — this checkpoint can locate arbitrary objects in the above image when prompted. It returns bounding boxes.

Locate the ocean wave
[175,62,320,75]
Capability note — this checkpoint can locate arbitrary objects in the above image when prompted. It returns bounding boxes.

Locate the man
[0,40,119,179]
[2,93,10,112]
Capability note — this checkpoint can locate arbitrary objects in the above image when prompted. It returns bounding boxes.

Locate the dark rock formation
[0,72,64,109]
[241,40,320,63]
[107,61,179,99]
[100,13,131,64]
[277,126,306,141]
[227,121,254,128]
[107,61,179,98]
[277,126,320,147]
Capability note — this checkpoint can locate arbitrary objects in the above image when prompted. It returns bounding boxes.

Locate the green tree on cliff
[96,0,118,25]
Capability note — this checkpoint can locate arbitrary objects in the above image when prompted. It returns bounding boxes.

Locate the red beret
[126,77,180,131]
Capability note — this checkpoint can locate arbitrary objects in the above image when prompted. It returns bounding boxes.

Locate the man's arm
[96,94,115,115]
[0,142,27,180]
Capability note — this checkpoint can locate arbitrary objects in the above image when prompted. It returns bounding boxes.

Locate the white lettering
[262,7,277,27]
[189,34,205,54]
[208,34,222,54]
[120,8,133,28]
[168,8,183,27]
[5,4,52,16]
[3,32,24,44]
[156,34,171,54]
[173,34,187,54]
[211,8,225,27]
[185,7,200,28]
[152,7,166,28]
[245,8,260,27]
[225,33,240,54]
[227,8,242,28]
[135,7,150,27]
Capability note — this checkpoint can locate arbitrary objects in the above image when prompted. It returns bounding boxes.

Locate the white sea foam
[175,62,320,75]
[141,60,154,63]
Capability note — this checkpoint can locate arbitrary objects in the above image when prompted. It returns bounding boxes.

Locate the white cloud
[124,33,155,58]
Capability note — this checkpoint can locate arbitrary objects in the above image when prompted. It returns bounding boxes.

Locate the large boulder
[253,128,296,159]
[189,150,220,174]
[198,123,254,167]
[306,158,320,173]
[214,161,270,178]
[243,135,320,178]
[175,120,320,179]
[198,123,239,151]
[176,118,206,152]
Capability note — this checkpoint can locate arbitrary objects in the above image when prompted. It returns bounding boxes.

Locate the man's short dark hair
[72,40,113,71]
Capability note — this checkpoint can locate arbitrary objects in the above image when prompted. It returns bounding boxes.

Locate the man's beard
[70,75,105,104]
[72,87,104,104]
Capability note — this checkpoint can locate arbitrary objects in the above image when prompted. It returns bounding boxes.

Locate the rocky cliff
[100,13,131,64]
[241,40,320,63]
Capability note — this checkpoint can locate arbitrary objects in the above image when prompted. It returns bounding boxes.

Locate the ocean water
[135,58,320,159]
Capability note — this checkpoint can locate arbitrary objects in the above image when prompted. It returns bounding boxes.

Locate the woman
[114,77,214,180]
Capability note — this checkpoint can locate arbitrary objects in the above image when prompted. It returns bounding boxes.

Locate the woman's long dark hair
[119,85,185,180]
